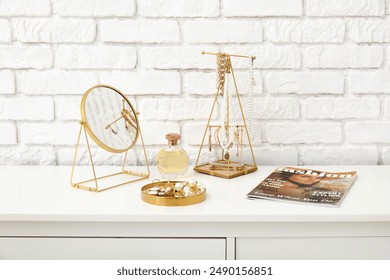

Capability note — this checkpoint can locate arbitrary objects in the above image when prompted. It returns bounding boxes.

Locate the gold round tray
[141,180,206,206]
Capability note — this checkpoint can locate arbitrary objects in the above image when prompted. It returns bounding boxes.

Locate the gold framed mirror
[70,84,150,192]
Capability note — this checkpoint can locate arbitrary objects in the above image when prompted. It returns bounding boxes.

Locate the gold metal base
[141,181,206,206]
[72,170,149,192]
[194,161,257,179]
[70,122,150,192]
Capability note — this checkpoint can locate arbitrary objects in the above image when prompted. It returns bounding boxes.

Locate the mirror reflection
[83,86,138,152]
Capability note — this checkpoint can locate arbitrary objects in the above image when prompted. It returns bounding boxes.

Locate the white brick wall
[101,20,180,43]
[266,122,342,144]
[306,0,385,17]
[20,123,80,145]
[141,47,216,70]
[183,20,262,43]
[55,46,136,69]
[54,0,135,17]
[349,19,390,43]
[385,97,390,117]
[252,148,298,166]
[138,0,219,17]
[55,97,82,120]
[303,97,380,119]
[349,72,390,94]
[142,123,181,145]
[266,72,344,94]
[252,98,299,119]
[19,70,98,95]
[0,123,17,144]
[301,147,379,165]
[304,46,383,69]
[0,71,15,95]
[1,0,390,166]
[0,46,53,69]
[237,46,301,69]
[0,20,11,42]
[0,97,54,120]
[98,71,181,95]
[0,147,56,165]
[346,122,390,143]
[224,0,302,17]
[266,19,345,43]
[14,19,96,43]
[0,0,51,16]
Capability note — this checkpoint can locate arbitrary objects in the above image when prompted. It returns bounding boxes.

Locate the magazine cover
[247,167,357,207]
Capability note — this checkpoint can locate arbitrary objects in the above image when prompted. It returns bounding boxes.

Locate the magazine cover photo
[247,167,357,207]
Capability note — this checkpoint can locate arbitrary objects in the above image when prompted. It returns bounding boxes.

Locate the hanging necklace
[216,52,229,97]
[217,53,234,160]
[247,56,255,140]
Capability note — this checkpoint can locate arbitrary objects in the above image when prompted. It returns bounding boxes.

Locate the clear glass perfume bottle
[156,133,189,180]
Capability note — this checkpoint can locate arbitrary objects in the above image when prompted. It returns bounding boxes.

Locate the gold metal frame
[194,52,258,179]
[70,84,150,192]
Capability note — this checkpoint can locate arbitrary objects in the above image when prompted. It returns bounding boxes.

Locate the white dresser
[0,166,389,260]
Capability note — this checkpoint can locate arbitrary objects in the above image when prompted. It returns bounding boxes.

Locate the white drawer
[0,237,226,260]
[236,237,390,260]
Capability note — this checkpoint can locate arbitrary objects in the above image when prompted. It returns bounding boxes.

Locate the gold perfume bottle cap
[166,133,180,146]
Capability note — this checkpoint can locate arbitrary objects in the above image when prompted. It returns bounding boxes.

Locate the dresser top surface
[0,165,389,223]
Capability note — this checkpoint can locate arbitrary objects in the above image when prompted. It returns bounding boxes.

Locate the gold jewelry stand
[194,52,258,179]
[70,84,150,192]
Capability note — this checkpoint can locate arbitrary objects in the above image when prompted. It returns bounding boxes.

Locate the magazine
[247,167,357,207]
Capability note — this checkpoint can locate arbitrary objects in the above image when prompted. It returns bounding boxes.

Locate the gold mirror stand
[70,120,150,192]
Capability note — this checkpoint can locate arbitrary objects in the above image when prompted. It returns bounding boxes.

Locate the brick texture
[98,71,181,95]
[349,72,390,94]
[0,71,15,95]
[0,46,53,69]
[346,122,390,143]
[349,19,390,43]
[0,20,11,42]
[0,0,51,16]
[55,0,135,17]
[0,97,54,121]
[267,72,344,94]
[101,20,180,43]
[55,46,137,69]
[304,46,383,69]
[19,70,98,95]
[306,0,385,17]
[266,122,342,144]
[20,123,80,145]
[0,0,389,166]
[266,19,345,43]
[183,20,262,43]
[304,97,380,119]
[224,0,302,17]
[0,123,17,144]
[301,147,379,165]
[139,0,219,17]
[14,19,96,43]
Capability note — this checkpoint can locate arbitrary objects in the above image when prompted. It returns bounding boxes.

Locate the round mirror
[81,85,139,153]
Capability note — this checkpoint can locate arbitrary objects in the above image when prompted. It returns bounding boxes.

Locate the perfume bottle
[156,133,189,180]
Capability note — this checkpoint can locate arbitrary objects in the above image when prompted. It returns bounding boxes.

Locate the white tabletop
[0,165,389,223]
